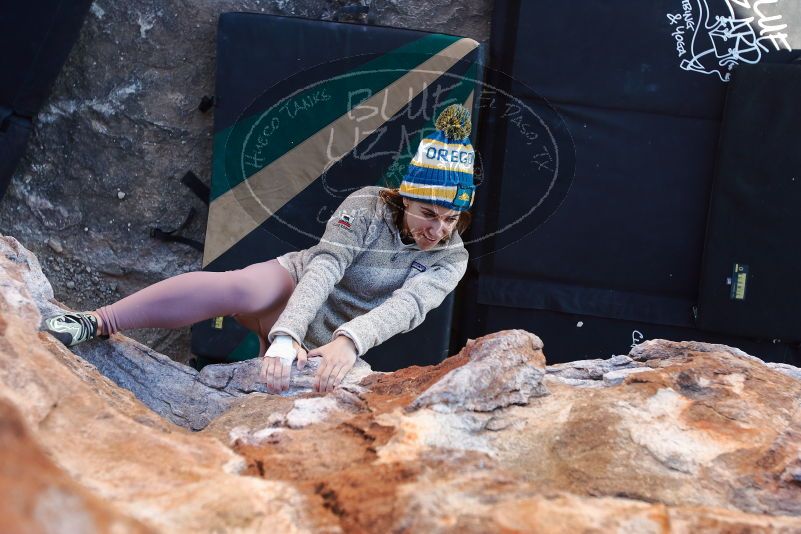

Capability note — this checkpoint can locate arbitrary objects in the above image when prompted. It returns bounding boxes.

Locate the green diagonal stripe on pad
[211,33,464,201]
[203,37,480,266]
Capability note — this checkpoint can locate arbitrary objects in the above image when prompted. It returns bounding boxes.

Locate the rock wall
[0,0,493,363]
[3,235,801,532]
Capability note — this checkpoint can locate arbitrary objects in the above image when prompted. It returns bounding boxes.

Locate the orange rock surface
[2,234,801,533]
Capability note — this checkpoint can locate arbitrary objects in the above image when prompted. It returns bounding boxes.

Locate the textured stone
[197,356,374,398]
[397,478,801,533]
[371,0,492,40]
[0,246,317,531]
[767,362,801,382]
[494,347,801,517]
[46,236,63,253]
[602,366,653,386]
[2,234,374,430]
[547,353,645,384]
[0,398,151,534]
[408,329,547,412]
[630,338,759,363]
[4,234,801,532]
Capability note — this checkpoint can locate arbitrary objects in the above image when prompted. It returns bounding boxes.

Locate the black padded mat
[453,0,801,364]
[696,63,801,341]
[194,13,484,370]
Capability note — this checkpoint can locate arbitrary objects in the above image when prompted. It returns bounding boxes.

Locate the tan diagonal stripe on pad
[464,89,474,114]
[203,37,479,266]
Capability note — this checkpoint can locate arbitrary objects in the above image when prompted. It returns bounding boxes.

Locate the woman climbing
[42,104,477,394]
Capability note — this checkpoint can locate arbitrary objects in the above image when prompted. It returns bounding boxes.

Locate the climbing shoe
[42,312,102,347]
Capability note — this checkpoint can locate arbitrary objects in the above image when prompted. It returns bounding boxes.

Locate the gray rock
[46,237,64,254]
[629,339,762,363]
[1,234,375,431]
[602,367,653,386]
[767,362,801,382]
[0,236,56,315]
[73,331,374,431]
[98,263,125,276]
[372,0,492,41]
[546,354,645,386]
[197,356,374,398]
[409,330,548,412]
[548,338,801,389]
[609,354,634,366]
[547,377,606,388]
[73,336,236,430]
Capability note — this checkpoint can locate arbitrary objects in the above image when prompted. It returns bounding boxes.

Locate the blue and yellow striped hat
[399,104,475,212]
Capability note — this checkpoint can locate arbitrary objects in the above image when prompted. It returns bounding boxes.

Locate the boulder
[2,234,801,532]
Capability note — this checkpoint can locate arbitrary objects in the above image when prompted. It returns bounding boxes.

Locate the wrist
[265,335,296,362]
[335,334,357,352]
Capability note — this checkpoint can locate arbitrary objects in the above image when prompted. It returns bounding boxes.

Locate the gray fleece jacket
[268,186,469,357]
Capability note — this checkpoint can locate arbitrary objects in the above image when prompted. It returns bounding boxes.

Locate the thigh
[232,259,295,337]
[234,259,295,309]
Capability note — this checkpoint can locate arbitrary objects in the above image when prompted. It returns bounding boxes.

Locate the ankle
[90,311,105,336]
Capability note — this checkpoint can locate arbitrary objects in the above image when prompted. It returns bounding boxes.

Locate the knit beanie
[398,104,475,212]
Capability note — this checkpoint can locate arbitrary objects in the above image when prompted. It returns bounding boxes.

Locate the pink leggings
[94,260,295,337]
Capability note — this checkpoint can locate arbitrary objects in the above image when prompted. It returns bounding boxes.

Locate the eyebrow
[422,208,458,219]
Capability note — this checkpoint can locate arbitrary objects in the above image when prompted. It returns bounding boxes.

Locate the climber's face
[401,198,460,250]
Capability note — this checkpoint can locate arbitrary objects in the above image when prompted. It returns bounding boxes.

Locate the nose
[429,220,445,238]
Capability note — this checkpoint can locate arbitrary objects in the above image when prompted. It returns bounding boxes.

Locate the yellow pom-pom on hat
[435,103,472,140]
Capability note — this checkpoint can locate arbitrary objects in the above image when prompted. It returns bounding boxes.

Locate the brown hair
[378,188,472,242]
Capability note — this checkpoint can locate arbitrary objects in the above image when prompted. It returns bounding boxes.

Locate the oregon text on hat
[411,137,474,177]
[423,145,475,165]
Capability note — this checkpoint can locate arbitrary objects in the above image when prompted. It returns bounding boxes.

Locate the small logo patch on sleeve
[411,261,427,272]
[336,212,352,230]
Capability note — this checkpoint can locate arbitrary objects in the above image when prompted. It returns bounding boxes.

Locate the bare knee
[224,261,294,315]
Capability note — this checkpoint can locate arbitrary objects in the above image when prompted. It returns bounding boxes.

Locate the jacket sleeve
[268,189,377,347]
[331,246,469,357]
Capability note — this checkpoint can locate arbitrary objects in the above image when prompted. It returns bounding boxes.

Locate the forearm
[269,190,376,344]
[268,258,339,344]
